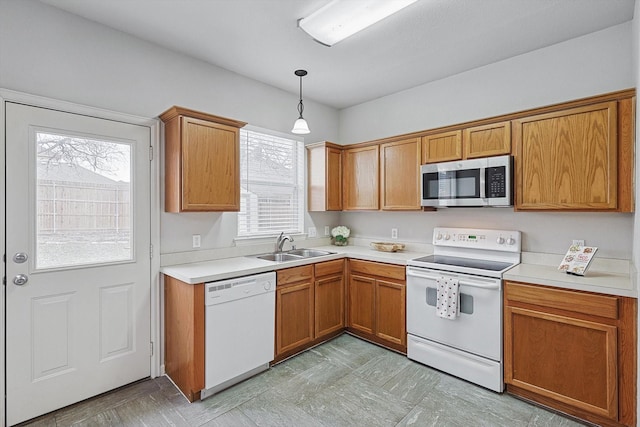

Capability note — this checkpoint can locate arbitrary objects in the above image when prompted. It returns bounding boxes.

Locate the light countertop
[161,245,637,298]
[160,245,427,285]
[504,262,636,298]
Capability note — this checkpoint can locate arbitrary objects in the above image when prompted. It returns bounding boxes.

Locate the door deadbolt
[13,274,28,286]
[13,253,28,263]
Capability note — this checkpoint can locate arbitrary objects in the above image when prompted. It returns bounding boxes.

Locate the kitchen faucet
[275,232,293,252]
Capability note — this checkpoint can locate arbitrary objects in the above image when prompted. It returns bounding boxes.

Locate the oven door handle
[407,270,500,290]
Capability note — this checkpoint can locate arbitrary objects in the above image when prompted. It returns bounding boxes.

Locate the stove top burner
[410,254,514,272]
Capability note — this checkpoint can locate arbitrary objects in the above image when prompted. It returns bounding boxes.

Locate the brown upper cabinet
[463,121,511,159]
[343,145,380,210]
[421,121,510,164]
[380,138,421,210]
[513,101,622,211]
[421,130,462,164]
[160,106,246,212]
[307,141,342,211]
[309,89,634,213]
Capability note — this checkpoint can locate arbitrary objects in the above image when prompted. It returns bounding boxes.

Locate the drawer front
[505,281,619,320]
[277,265,313,286]
[315,259,344,278]
[349,259,405,281]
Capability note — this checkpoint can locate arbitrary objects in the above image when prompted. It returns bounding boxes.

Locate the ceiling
[39,0,635,110]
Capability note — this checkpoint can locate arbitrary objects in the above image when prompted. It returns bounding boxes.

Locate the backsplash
[340,210,633,260]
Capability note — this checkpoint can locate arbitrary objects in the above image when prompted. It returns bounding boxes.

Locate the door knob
[13,253,28,263]
[13,274,28,286]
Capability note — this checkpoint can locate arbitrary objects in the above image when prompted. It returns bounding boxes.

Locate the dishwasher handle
[407,268,500,290]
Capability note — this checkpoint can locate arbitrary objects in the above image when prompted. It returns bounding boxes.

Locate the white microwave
[420,155,513,207]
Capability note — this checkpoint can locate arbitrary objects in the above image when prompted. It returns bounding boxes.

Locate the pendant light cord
[297,75,305,119]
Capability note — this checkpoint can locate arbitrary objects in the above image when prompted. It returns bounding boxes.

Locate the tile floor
[20,334,586,427]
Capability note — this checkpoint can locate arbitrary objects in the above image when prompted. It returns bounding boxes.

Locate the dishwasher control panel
[205,272,275,306]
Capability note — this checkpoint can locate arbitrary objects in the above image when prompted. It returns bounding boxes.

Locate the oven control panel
[433,227,521,252]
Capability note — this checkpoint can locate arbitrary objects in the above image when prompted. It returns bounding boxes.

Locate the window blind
[238,129,304,237]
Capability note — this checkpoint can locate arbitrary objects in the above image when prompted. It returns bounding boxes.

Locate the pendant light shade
[291,69,310,135]
[292,118,310,134]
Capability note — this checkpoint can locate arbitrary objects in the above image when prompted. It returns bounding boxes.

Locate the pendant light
[291,69,310,134]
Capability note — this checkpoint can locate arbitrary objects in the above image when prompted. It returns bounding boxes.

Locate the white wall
[339,22,634,144]
[0,0,341,255]
[337,22,635,259]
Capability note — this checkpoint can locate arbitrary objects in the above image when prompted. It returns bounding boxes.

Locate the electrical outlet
[572,239,585,247]
[391,228,398,239]
[308,227,317,238]
[192,234,201,248]
[324,226,330,236]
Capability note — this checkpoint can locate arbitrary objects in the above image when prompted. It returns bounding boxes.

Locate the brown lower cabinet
[504,281,637,427]
[274,260,345,362]
[347,259,406,353]
[164,275,205,402]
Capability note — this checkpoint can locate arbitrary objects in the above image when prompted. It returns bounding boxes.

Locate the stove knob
[444,234,451,241]
[497,236,505,244]
[436,233,443,240]
[507,237,516,245]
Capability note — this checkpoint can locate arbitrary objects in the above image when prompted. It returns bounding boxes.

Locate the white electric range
[406,227,521,392]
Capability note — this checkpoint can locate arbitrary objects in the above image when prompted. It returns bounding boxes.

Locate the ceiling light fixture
[291,69,310,135]
[298,0,418,47]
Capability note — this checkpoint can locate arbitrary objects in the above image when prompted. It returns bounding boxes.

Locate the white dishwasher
[202,271,275,399]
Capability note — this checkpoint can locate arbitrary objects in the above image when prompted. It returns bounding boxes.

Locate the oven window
[427,288,474,314]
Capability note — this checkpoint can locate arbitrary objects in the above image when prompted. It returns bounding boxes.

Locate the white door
[5,102,152,425]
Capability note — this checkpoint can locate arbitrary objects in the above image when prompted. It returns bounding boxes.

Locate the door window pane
[36,132,133,269]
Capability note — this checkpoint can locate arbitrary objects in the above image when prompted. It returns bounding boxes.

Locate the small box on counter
[558,245,598,276]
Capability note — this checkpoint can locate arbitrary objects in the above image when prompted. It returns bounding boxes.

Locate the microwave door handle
[479,167,486,199]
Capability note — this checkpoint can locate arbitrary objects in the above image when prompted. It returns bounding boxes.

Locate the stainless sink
[255,253,304,262]
[287,248,335,258]
[252,248,335,262]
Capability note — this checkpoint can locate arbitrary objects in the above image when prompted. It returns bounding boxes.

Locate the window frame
[236,126,305,239]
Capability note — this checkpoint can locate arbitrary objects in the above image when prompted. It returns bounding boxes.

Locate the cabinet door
[513,102,617,210]
[275,281,314,357]
[380,138,421,210]
[421,130,462,163]
[348,274,375,334]
[504,305,618,420]
[181,116,240,211]
[315,274,345,338]
[375,279,406,347]
[343,145,379,210]
[308,144,342,211]
[463,121,511,159]
[326,147,343,210]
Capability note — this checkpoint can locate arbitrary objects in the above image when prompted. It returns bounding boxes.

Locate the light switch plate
[572,239,585,247]
[192,234,201,248]
[308,227,317,238]
[324,226,330,236]
[391,228,398,239]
